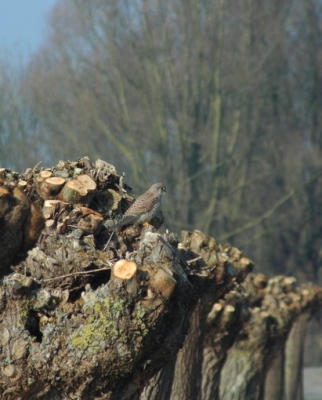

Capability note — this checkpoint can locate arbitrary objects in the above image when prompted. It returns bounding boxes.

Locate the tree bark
[0,158,321,400]
[264,351,284,400]
[284,310,313,400]
[220,276,322,400]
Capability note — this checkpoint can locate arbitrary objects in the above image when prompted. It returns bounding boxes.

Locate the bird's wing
[111,190,159,230]
[123,193,158,216]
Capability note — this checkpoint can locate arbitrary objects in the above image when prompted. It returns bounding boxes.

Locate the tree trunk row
[0,158,321,400]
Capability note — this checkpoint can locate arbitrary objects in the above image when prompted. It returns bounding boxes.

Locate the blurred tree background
[1,0,322,291]
[0,53,44,170]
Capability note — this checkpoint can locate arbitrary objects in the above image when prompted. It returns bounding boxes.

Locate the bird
[112,183,166,231]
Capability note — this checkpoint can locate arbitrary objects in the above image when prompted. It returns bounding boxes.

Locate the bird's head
[151,183,167,195]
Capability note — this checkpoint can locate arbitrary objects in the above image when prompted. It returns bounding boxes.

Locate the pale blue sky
[0,0,56,59]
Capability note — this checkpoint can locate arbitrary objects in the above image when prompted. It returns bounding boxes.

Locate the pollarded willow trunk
[220,276,322,400]
[0,232,195,400]
[170,300,204,400]
[0,158,255,400]
[140,362,176,400]
[263,351,284,400]
[264,286,321,400]
[169,233,254,400]
[1,158,322,400]
[201,286,250,400]
[283,307,317,400]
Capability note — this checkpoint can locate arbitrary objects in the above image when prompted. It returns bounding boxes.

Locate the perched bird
[112,183,166,231]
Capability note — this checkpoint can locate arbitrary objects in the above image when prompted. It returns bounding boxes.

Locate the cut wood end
[2,364,17,377]
[76,174,97,190]
[43,199,68,208]
[225,305,235,314]
[283,276,296,286]
[45,177,66,185]
[213,303,223,312]
[18,180,28,188]
[39,170,53,179]
[45,220,55,228]
[0,187,10,197]
[65,180,84,191]
[239,257,251,266]
[113,259,138,280]
[61,175,96,203]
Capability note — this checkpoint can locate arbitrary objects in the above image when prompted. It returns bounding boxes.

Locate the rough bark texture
[170,300,204,400]
[140,362,176,400]
[283,310,313,400]
[0,157,321,400]
[219,276,322,400]
[201,286,250,400]
[264,351,284,400]
[0,180,44,275]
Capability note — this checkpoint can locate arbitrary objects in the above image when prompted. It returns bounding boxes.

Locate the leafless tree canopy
[2,0,322,280]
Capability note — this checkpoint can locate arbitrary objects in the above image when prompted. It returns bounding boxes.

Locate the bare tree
[0,51,44,170]
[23,0,322,282]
